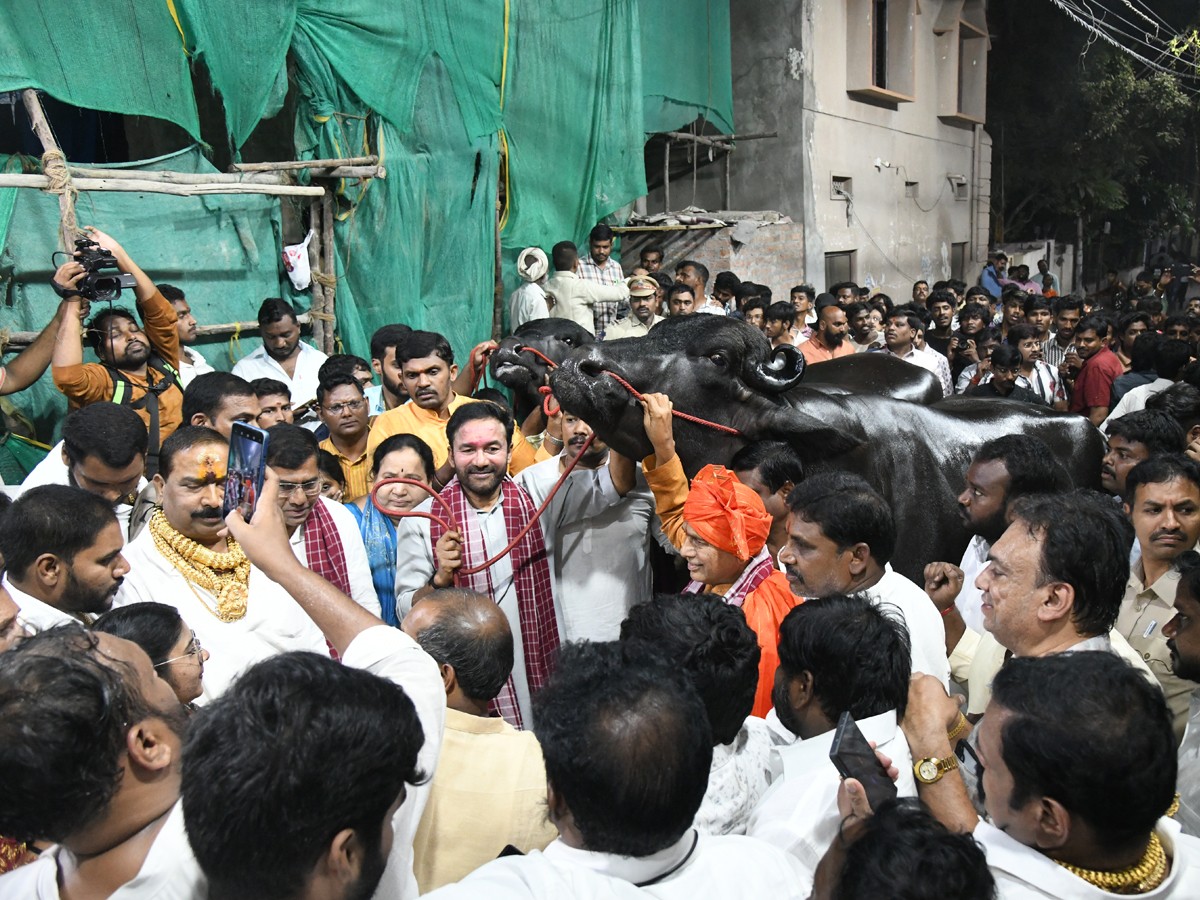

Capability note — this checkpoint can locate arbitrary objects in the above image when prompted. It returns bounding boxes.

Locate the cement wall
[618,221,807,302]
[646,0,992,297]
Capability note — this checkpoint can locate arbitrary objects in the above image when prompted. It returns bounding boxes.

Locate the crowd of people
[0,223,1199,898]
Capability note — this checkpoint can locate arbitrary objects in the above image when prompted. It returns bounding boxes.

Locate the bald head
[402,589,513,703]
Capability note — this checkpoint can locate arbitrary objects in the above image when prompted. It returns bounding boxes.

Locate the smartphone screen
[222,422,269,521]
[829,711,898,812]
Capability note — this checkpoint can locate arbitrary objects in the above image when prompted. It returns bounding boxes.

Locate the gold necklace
[148,511,250,622]
[1056,832,1169,894]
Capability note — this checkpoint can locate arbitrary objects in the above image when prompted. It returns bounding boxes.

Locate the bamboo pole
[308,165,386,179]
[320,192,336,354]
[4,314,313,350]
[21,90,77,249]
[0,174,325,197]
[68,166,289,185]
[230,156,379,172]
[308,202,327,353]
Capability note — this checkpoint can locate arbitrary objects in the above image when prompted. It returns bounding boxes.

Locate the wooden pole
[0,174,325,198]
[21,89,77,249]
[493,198,504,342]
[230,156,379,172]
[320,192,337,354]
[308,201,327,354]
[4,314,313,349]
[67,166,289,185]
[663,138,671,212]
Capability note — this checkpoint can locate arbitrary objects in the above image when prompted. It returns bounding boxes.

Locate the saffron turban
[683,464,773,562]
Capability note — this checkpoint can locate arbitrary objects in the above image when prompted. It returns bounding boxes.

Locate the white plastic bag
[282,230,314,291]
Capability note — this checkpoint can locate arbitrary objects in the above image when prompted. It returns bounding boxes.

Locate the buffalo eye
[707,352,728,368]
[562,337,575,346]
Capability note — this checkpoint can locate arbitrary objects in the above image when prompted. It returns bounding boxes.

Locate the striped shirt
[576,256,628,337]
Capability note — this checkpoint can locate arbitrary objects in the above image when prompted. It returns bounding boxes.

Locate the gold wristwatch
[914,756,959,784]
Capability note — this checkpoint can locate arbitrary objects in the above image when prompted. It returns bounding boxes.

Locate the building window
[825,251,857,286]
[949,176,969,201]
[905,181,919,199]
[831,175,853,201]
[847,0,916,103]
[935,0,989,126]
[951,242,967,281]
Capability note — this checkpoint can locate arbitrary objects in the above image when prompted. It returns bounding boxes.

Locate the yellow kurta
[318,436,371,502]
[365,393,535,474]
[412,707,558,891]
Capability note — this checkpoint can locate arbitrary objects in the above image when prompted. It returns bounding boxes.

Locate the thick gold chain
[1056,832,1168,894]
[148,511,250,623]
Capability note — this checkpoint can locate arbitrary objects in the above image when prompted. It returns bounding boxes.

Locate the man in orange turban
[639,393,801,717]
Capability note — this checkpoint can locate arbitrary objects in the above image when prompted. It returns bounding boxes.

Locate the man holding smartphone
[746,594,914,893]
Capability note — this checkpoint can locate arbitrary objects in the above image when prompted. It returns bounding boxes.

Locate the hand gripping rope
[373,355,743,580]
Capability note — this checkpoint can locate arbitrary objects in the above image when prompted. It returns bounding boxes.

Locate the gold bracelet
[947,711,969,743]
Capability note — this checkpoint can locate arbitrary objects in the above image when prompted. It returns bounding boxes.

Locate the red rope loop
[467,346,494,394]
[514,345,559,369]
[538,384,560,417]
[371,434,596,579]
[601,371,743,436]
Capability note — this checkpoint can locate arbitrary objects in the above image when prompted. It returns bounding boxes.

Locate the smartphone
[829,711,898,812]
[222,422,269,521]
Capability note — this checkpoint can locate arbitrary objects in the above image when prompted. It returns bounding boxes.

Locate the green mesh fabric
[0,0,733,432]
[0,0,200,138]
[0,146,286,439]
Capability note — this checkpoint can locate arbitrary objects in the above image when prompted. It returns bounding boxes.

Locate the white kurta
[422,829,807,899]
[0,800,205,899]
[516,457,656,642]
[178,346,215,388]
[115,527,328,701]
[394,471,619,725]
[3,577,82,631]
[976,817,1200,899]
[19,440,148,536]
[747,709,915,893]
[1180,691,1200,838]
[956,534,991,634]
[231,341,328,407]
[287,497,381,618]
[694,716,775,837]
[343,626,447,900]
[866,565,951,688]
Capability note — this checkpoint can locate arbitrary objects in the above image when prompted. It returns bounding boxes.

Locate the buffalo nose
[578,357,605,378]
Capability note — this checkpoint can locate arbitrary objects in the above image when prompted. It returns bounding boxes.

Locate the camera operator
[51,226,182,475]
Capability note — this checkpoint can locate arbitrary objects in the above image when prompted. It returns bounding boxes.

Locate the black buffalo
[550,315,1104,582]
[491,317,941,423]
[490,319,596,421]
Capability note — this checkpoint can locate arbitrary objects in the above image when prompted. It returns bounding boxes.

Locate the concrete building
[644,0,992,298]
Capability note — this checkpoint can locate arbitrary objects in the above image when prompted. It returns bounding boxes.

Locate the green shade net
[0,146,286,439]
[640,0,734,135]
[0,0,200,138]
[0,0,734,435]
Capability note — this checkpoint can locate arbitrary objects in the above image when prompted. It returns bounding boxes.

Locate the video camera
[71,237,137,302]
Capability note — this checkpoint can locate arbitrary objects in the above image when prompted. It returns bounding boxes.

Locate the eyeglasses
[322,399,366,415]
[278,478,322,497]
[155,631,203,667]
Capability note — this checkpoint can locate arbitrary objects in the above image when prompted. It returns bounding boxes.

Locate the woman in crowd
[348,433,436,625]
[93,602,209,708]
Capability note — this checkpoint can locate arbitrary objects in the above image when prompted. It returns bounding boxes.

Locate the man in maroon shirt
[1063,316,1125,426]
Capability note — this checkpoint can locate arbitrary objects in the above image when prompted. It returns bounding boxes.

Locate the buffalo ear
[751,406,864,459]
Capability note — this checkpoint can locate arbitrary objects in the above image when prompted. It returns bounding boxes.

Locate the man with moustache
[395,402,631,727]
[1118,456,1200,740]
[1164,552,1200,835]
[798,298,854,364]
[604,275,665,339]
[1100,410,1186,499]
[51,227,183,473]
[114,426,327,700]
[366,324,412,415]
[232,298,328,408]
[923,436,1070,636]
[0,486,130,630]
[1039,295,1082,370]
[516,409,656,641]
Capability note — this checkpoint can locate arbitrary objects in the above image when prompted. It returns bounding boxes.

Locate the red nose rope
[373,359,742,580]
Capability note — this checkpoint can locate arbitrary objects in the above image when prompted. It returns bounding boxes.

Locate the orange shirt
[51,288,183,440]
[799,336,855,365]
[643,453,802,717]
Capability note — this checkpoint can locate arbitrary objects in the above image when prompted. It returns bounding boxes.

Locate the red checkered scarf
[303,498,350,660]
[683,546,776,608]
[430,476,559,729]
